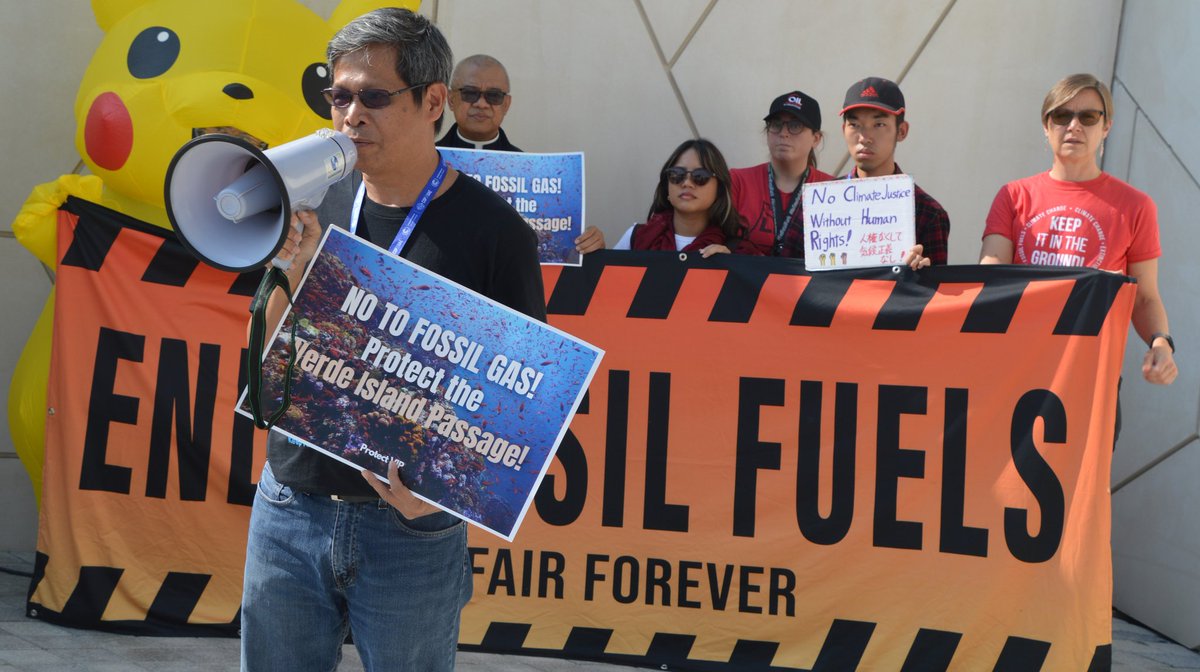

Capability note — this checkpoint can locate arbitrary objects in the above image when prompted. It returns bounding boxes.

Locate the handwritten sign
[439,148,585,267]
[238,227,603,540]
[801,174,915,270]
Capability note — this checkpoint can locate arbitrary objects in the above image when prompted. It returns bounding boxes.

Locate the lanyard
[349,153,448,256]
[767,163,808,252]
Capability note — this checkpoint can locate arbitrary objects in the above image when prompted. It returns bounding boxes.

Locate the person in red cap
[729,90,836,257]
[841,77,950,265]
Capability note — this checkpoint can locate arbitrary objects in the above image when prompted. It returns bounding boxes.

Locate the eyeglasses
[663,167,715,186]
[322,83,429,109]
[455,87,508,105]
[1046,108,1105,127]
[766,118,808,134]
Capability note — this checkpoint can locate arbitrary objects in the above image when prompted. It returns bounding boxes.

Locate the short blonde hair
[1041,73,1114,126]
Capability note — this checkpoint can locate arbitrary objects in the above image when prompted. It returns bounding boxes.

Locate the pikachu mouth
[192,126,268,150]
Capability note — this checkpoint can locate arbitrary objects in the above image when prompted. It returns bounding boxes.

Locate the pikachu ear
[92,0,155,32]
[329,0,422,32]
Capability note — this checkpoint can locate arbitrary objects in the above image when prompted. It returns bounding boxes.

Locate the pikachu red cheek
[84,91,133,171]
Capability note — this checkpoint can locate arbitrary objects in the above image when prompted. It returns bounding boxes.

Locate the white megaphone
[164,129,357,272]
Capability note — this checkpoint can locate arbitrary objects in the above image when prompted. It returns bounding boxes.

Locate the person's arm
[915,198,949,265]
[612,225,636,251]
[363,458,441,518]
[1128,258,1178,385]
[246,210,321,342]
[980,183,1019,265]
[979,234,1014,264]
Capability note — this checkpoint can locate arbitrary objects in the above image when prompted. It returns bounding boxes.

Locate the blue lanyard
[349,153,448,256]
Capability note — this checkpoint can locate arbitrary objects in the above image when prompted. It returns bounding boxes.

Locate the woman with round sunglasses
[729,90,835,257]
[980,73,1176,386]
[611,138,740,256]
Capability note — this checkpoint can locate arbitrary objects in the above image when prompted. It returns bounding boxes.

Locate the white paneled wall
[1109,0,1200,648]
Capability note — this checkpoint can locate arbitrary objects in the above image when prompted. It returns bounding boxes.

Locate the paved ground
[2,551,1197,671]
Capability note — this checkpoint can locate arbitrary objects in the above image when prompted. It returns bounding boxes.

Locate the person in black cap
[729,90,835,257]
[841,76,949,265]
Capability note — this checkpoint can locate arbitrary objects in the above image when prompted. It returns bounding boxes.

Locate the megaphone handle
[270,213,306,271]
[247,266,298,430]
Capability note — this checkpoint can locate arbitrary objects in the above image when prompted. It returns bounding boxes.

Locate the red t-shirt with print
[983,171,1160,272]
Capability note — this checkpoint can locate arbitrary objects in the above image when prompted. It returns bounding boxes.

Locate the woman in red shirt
[729,90,835,257]
[981,73,1176,386]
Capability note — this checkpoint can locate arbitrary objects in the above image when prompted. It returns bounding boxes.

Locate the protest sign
[802,174,915,270]
[238,227,603,540]
[439,148,585,266]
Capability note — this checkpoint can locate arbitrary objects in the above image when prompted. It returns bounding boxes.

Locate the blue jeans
[240,462,472,671]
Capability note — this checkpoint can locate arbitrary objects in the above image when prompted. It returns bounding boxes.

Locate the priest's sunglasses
[455,87,509,105]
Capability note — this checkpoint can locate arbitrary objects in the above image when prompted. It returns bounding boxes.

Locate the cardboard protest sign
[439,148,585,266]
[802,174,915,270]
[239,227,603,540]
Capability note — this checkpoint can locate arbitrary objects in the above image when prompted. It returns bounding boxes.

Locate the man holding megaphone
[232,9,546,672]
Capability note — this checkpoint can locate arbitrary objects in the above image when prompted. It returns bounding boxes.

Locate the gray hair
[328,8,453,133]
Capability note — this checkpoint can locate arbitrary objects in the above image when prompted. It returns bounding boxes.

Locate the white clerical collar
[457,128,500,149]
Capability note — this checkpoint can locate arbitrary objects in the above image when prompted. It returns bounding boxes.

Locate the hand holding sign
[241,227,603,540]
[361,459,440,519]
[901,243,931,270]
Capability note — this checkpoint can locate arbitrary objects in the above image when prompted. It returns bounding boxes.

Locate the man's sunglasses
[1046,108,1105,127]
[664,167,715,186]
[455,87,509,105]
[766,118,808,134]
[322,82,429,109]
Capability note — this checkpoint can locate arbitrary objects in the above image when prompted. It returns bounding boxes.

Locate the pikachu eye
[302,63,333,120]
[128,27,180,79]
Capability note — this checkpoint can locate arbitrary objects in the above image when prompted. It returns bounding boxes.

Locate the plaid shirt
[847,163,950,265]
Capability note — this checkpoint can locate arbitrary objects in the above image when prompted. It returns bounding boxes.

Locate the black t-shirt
[266,171,546,496]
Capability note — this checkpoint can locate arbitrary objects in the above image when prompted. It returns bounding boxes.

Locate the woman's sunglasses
[322,82,429,109]
[664,167,715,186]
[455,87,509,105]
[1046,108,1105,127]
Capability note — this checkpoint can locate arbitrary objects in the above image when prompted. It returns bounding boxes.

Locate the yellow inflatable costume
[9,0,413,502]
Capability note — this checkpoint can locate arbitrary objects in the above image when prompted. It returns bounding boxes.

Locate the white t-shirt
[612,223,697,251]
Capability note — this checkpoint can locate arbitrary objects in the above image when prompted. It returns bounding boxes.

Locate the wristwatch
[1150,332,1175,353]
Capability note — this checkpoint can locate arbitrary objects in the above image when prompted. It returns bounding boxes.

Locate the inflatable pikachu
[8,0,411,502]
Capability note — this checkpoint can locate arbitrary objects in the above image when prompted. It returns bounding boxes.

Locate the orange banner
[27,207,1129,670]
[462,252,1129,671]
[30,198,262,634]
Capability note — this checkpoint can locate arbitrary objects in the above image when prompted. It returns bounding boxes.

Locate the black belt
[327,494,380,503]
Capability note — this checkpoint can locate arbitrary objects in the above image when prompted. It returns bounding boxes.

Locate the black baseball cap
[764,90,821,131]
[840,77,905,116]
